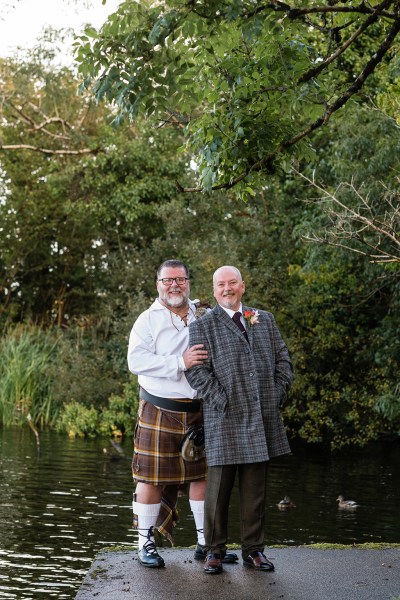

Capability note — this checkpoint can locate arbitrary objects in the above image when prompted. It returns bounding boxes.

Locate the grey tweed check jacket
[186,304,293,466]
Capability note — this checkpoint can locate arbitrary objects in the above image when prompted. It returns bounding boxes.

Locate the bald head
[213,266,243,286]
[213,266,245,311]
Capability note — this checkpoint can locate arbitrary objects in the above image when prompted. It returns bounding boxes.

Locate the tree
[76,0,400,197]
[283,105,400,447]
[283,240,400,449]
[298,171,400,264]
[0,53,101,157]
[295,105,400,268]
[0,54,190,326]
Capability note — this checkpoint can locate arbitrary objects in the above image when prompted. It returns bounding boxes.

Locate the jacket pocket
[275,382,287,408]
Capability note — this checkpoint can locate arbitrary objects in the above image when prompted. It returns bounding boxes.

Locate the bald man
[186,266,293,574]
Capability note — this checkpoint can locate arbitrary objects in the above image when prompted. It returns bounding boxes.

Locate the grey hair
[157,260,189,279]
[213,265,242,285]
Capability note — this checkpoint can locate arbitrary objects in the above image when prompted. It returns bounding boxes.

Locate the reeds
[0,325,60,427]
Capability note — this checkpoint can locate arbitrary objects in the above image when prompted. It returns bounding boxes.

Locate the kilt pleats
[132,399,207,485]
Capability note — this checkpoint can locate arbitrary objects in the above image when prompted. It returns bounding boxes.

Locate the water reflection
[0,429,134,599]
[0,428,399,599]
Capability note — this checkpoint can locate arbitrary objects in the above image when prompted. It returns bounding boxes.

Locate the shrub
[55,401,100,438]
[97,379,139,438]
[46,329,125,410]
[56,378,139,438]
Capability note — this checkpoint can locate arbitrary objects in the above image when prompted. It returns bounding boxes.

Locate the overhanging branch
[177,14,400,193]
[0,144,98,155]
[294,169,400,264]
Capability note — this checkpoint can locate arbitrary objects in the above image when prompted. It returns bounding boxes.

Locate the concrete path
[75,545,400,600]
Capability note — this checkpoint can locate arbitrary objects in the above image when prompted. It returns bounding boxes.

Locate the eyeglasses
[158,277,189,286]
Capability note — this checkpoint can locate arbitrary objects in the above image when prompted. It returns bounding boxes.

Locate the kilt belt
[140,386,201,412]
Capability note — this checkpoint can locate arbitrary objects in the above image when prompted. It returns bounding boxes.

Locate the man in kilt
[127,259,238,568]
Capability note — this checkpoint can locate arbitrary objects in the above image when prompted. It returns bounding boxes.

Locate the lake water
[0,428,399,599]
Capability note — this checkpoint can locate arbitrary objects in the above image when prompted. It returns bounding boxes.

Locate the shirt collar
[219,303,243,318]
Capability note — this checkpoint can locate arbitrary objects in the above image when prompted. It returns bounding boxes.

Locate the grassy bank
[0,325,138,437]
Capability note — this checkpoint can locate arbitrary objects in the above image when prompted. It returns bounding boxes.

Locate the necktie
[232,312,249,342]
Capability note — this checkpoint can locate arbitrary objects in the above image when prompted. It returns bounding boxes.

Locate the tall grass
[0,325,60,427]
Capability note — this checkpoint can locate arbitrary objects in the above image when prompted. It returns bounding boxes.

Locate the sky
[0,0,121,60]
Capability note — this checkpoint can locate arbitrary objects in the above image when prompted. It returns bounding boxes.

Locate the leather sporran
[180,424,205,462]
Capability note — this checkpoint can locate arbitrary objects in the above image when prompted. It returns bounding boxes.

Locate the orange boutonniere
[243,309,260,326]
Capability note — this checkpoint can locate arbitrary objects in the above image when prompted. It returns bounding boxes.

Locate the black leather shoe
[194,544,238,563]
[204,553,223,574]
[243,551,274,571]
[138,542,165,568]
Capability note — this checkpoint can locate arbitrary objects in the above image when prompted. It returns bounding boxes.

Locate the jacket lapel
[214,304,250,344]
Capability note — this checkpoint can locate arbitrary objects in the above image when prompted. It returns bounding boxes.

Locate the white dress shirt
[219,303,247,329]
[127,298,199,399]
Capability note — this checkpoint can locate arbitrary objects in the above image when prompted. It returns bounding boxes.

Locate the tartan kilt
[132,399,207,485]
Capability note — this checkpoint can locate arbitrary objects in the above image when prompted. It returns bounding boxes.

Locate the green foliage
[0,326,60,427]
[46,325,125,410]
[55,401,100,438]
[1,39,400,449]
[374,388,400,422]
[282,249,400,450]
[0,319,137,438]
[97,379,139,437]
[76,0,400,196]
[56,378,139,438]
[0,54,190,327]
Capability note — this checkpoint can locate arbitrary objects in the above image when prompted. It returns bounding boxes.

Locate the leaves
[1,28,400,448]
[76,0,400,195]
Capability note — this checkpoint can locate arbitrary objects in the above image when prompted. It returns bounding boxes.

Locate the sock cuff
[189,499,205,513]
[132,501,161,517]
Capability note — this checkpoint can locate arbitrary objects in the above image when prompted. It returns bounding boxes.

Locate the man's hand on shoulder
[183,344,208,369]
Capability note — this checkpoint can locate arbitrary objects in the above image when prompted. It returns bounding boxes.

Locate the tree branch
[177,13,400,193]
[8,100,72,141]
[294,169,400,264]
[298,0,393,84]
[244,1,397,22]
[0,144,98,155]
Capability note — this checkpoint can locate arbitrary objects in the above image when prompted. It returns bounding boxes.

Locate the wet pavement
[75,545,400,600]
